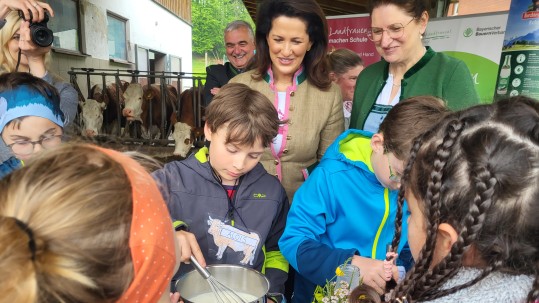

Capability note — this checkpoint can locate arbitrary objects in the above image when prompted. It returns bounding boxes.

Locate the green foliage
[192,55,207,79]
[192,0,254,61]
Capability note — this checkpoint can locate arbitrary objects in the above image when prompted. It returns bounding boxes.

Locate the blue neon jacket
[0,156,21,179]
[279,129,411,303]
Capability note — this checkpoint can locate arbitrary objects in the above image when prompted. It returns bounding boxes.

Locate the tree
[192,0,254,61]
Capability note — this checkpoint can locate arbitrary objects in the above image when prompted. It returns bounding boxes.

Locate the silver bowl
[176,264,269,303]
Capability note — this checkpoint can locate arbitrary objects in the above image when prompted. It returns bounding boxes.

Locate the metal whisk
[190,255,248,303]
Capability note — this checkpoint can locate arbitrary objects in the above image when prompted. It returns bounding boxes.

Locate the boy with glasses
[0,72,64,178]
[279,96,449,302]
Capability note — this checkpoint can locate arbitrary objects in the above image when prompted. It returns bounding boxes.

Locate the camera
[18,10,54,47]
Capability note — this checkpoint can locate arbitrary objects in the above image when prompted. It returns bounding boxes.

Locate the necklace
[392,83,401,87]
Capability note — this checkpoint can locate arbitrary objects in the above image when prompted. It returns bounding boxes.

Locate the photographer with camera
[0,0,53,25]
[0,2,77,173]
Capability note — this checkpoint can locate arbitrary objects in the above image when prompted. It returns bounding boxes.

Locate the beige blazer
[230,71,344,201]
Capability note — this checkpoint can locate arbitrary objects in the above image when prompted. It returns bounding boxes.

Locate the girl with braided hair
[350,96,539,303]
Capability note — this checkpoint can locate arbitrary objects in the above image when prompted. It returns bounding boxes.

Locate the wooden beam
[241,0,369,22]
[318,0,369,15]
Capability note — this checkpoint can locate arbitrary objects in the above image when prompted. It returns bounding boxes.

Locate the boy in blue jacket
[153,83,289,302]
[279,96,450,302]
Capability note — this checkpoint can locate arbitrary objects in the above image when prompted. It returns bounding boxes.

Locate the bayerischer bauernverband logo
[463,27,473,37]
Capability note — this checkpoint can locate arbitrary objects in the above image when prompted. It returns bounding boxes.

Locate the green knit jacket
[350,47,480,130]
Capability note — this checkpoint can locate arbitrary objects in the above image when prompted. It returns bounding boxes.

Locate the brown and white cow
[122,83,177,140]
[79,81,129,136]
[79,99,106,137]
[170,86,205,157]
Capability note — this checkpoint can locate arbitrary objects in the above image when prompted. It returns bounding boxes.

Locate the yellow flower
[335,266,344,276]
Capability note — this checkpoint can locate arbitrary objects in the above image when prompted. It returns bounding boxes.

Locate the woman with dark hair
[349,0,480,133]
[230,0,344,201]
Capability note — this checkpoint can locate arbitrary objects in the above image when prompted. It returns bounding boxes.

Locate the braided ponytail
[395,119,465,300]
[397,97,539,302]
[528,262,539,303]
[420,164,499,300]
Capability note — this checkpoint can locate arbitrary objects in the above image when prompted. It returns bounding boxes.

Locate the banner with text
[327,13,508,103]
[423,13,507,103]
[494,0,539,100]
[327,14,381,66]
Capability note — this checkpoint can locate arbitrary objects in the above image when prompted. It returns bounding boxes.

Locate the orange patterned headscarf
[93,147,176,303]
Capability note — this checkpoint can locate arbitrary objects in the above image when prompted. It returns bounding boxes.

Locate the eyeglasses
[387,154,402,183]
[7,135,63,156]
[367,18,416,42]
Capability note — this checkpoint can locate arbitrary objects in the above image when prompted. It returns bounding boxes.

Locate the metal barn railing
[69,68,205,146]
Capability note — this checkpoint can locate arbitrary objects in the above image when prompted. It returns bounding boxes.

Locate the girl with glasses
[0,72,64,178]
[349,0,480,133]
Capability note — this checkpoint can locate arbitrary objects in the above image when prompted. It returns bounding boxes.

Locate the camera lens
[31,26,54,47]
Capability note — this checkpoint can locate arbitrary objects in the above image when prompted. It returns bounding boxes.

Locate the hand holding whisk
[189,255,248,303]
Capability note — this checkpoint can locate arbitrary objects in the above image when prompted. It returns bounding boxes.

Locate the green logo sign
[253,193,266,198]
[463,27,473,37]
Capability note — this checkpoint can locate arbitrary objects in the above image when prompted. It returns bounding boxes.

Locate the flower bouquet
[312,259,361,303]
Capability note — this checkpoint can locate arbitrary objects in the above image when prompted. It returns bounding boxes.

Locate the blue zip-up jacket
[153,147,290,295]
[279,129,410,302]
[0,156,20,179]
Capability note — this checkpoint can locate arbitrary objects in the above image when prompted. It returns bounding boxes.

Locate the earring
[420,32,424,39]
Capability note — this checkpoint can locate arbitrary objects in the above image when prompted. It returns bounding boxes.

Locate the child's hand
[384,251,399,280]
[175,230,206,267]
[351,255,390,295]
[169,292,183,303]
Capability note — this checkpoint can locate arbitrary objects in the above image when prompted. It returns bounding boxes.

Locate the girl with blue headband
[0,72,64,178]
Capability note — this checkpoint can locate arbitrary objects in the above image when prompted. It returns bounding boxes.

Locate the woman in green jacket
[350,0,480,132]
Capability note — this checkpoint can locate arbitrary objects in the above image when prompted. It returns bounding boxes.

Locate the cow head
[172,122,193,157]
[79,99,106,137]
[122,83,144,122]
[207,216,222,231]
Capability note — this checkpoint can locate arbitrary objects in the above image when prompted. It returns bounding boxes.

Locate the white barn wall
[51,0,192,96]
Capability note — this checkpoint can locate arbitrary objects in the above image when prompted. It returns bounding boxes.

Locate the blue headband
[0,85,64,132]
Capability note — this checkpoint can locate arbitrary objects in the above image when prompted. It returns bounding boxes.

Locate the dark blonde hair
[205,83,280,148]
[328,48,364,76]
[353,96,539,303]
[0,144,134,303]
